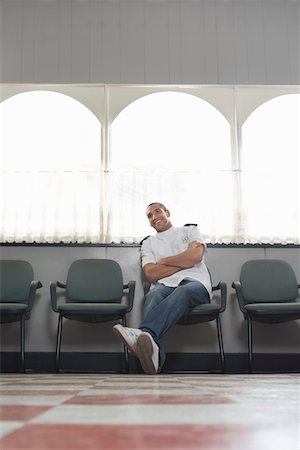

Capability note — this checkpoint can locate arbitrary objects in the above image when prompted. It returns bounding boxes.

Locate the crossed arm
[143,241,205,283]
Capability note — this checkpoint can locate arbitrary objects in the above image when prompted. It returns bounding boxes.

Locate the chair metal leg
[123,346,129,373]
[20,315,25,373]
[247,316,253,373]
[122,316,129,373]
[56,314,63,372]
[216,316,225,373]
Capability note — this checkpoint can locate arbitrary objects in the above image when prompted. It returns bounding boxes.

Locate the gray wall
[1,245,300,356]
[1,0,299,84]
[1,0,300,359]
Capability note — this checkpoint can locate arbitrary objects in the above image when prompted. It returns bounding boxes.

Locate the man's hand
[187,240,203,250]
[143,262,181,283]
[158,241,204,268]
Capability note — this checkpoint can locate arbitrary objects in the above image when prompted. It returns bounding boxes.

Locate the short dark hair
[146,202,167,212]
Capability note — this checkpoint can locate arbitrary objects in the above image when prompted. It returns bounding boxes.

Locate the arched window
[109,91,233,243]
[0,91,101,243]
[241,94,300,244]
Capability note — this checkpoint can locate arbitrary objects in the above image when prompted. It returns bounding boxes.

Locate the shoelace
[127,329,139,339]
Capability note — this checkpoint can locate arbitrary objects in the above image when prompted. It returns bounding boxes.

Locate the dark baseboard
[0,352,299,374]
[161,352,300,374]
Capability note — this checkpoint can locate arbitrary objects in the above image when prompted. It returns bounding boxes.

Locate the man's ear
[166,209,171,217]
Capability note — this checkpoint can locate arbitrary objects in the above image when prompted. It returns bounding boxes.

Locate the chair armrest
[123,281,136,313]
[27,280,43,312]
[143,281,151,295]
[212,281,227,313]
[50,281,66,312]
[232,281,247,313]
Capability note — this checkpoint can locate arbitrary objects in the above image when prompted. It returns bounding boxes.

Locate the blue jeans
[139,280,210,369]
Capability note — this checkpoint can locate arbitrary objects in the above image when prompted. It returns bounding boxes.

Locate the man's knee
[177,281,210,304]
[144,286,167,313]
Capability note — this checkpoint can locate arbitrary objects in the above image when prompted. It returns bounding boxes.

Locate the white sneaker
[113,324,142,357]
[136,332,159,375]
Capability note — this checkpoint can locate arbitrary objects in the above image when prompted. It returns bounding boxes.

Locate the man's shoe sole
[136,333,158,375]
[112,325,137,357]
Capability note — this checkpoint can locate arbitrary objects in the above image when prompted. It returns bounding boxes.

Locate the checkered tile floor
[0,373,299,449]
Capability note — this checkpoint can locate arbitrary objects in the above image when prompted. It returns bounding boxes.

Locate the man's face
[146,204,172,232]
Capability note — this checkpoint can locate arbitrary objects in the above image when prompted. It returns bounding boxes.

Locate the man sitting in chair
[113,202,212,374]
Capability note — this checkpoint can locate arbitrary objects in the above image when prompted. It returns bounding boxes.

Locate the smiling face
[146,203,173,233]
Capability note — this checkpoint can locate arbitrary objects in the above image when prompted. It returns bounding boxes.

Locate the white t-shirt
[141,225,212,299]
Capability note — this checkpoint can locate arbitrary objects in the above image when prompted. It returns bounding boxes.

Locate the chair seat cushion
[58,302,129,323]
[188,303,221,315]
[58,303,129,315]
[0,303,28,313]
[245,302,300,315]
[177,303,221,325]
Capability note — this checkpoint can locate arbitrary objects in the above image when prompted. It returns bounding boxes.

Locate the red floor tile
[0,423,298,450]
[65,394,233,405]
[0,390,80,396]
[0,405,53,421]
[0,374,298,450]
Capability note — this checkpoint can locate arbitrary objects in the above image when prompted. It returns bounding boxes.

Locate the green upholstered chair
[143,277,227,373]
[232,259,300,373]
[50,259,135,373]
[0,260,42,372]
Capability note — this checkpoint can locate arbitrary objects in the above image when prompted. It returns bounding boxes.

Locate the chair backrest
[0,260,34,303]
[240,259,298,303]
[66,259,124,303]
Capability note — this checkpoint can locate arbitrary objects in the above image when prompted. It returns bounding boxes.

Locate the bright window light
[0,91,100,171]
[1,86,298,244]
[111,91,231,172]
[109,91,233,242]
[242,94,300,243]
[0,91,102,243]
